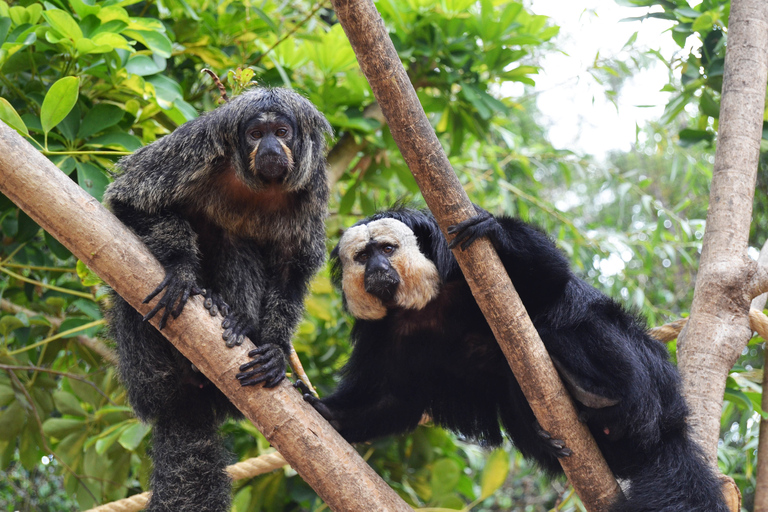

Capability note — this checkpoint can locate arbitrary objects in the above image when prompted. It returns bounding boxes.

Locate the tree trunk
[0,121,412,512]
[677,0,768,458]
[329,0,622,510]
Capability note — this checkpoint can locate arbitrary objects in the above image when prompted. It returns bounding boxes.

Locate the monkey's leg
[147,409,231,512]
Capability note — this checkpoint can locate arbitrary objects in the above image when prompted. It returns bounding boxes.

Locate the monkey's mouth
[250,154,293,182]
[365,271,400,303]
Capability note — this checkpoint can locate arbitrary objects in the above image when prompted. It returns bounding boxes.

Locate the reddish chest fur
[215,167,293,215]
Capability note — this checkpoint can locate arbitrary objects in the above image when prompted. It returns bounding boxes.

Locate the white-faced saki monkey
[298,206,728,512]
[105,87,331,512]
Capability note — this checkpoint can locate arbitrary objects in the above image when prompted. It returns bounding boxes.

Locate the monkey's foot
[236,344,286,387]
[142,270,200,330]
[535,421,572,458]
[447,208,496,251]
[202,289,230,318]
[294,381,339,428]
[221,312,253,348]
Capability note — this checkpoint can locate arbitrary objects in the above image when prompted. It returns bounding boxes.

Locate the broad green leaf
[43,417,85,439]
[0,98,28,136]
[78,103,124,139]
[123,29,172,58]
[44,231,72,260]
[674,7,701,19]
[430,458,460,497]
[77,260,104,287]
[85,132,142,152]
[70,0,101,18]
[0,385,14,408]
[40,76,80,134]
[0,401,26,438]
[72,298,102,320]
[91,31,132,51]
[53,390,86,417]
[0,315,24,336]
[75,37,112,55]
[76,161,110,200]
[0,17,10,44]
[479,448,509,499]
[125,54,162,76]
[42,9,83,42]
[118,422,151,451]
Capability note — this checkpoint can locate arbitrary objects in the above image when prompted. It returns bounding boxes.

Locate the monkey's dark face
[243,112,296,184]
[355,240,401,303]
[338,218,441,320]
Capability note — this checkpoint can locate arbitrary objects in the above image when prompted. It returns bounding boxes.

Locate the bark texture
[677,0,768,466]
[329,0,622,509]
[0,121,412,512]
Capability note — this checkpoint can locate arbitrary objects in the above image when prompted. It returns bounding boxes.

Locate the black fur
[104,87,331,512]
[307,207,728,512]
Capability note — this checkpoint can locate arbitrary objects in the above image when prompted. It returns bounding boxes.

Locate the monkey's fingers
[222,314,251,347]
[203,289,230,318]
[237,344,286,387]
[447,211,494,250]
[301,394,337,425]
[294,379,313,396]
[534,421,572,458]
[171,286,193,318]
[142,273,173,304]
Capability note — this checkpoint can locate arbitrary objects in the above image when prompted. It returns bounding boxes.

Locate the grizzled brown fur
[104,87,331,512]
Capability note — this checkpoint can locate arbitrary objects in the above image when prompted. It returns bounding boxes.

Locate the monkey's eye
[354,251,369,263]
[249,130,263,139]
[381,244,396,255]
[275,128,288,137]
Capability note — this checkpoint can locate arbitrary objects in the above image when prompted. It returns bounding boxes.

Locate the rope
[647,308,768,342]
[83,452,288,512]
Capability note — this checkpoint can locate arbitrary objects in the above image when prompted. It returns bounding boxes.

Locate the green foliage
[0,0,760,509]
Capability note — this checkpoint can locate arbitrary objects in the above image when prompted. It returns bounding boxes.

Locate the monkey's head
[224,88,332,192]
[333,218,441,320]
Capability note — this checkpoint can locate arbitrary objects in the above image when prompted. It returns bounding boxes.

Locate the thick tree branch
[329,0,622,510]
[677,0,768,467]
[0,121,411,512]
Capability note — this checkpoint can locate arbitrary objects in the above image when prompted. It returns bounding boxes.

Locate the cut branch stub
[329,0,622,509]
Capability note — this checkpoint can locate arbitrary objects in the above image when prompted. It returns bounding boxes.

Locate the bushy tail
[146,414,231,512]
[614,435,729,512]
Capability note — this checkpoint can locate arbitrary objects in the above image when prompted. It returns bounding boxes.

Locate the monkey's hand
[236,344,286,388]
[142,269,202,330]
[534,421,572,458]
[446,207,496,251]
[294,380,340,429]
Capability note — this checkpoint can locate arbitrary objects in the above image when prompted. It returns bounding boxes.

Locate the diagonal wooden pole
[328,0,622,510]
[0,122,411,512]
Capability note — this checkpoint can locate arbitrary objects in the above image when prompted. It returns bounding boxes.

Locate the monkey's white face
[338,218,441,320]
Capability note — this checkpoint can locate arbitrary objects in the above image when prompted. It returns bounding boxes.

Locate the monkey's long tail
[614,434,729,512]
[145,414,232,512]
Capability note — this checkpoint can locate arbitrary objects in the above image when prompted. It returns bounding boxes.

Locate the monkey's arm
[236,248,322,388]
[298,380,426,443]
[447,208,572,315]
[107,199,203,329]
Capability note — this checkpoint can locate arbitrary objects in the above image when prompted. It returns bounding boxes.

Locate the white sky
[524,0,686,157]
